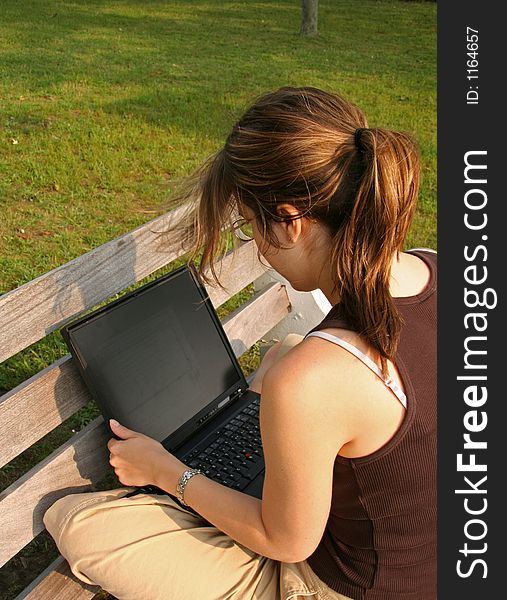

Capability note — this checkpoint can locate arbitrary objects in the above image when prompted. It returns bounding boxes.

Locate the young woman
[44,87,436,599]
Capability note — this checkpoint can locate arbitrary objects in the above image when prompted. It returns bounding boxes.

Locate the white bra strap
[305,331,408,409]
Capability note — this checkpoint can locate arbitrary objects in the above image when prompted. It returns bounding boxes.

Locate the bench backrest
[0,206,292,599]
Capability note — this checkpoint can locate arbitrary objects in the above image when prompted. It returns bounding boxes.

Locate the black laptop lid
[63,266,247,447]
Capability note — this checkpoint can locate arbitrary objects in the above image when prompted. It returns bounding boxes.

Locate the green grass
[0,1,436,597]
[1,0,436,297]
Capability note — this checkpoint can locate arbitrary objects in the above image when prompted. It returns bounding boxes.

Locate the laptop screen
[66,267,244,443]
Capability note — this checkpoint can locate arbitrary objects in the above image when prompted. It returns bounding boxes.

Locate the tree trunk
[300,0,318,36]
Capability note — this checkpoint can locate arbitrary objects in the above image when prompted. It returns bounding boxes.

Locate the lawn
[0,0,436,597]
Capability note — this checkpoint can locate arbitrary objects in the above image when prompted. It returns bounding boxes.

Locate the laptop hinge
[231,388,243,400]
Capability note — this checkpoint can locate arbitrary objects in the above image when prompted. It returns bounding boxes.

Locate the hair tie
[354,128,366,153]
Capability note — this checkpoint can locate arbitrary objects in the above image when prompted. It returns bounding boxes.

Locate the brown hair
[161,86,420,375]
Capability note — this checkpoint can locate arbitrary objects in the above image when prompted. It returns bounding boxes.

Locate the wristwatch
[176,468,204,506]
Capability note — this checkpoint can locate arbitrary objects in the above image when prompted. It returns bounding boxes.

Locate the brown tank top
[305,249,437,600]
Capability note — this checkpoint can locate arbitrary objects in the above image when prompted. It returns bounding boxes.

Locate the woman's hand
[107,419,186,490]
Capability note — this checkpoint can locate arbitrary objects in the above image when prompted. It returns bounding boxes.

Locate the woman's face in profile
[238,203,328,293]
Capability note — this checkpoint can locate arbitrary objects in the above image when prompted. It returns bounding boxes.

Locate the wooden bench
[0,204,330,599]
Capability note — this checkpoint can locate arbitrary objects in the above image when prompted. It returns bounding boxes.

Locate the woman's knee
[44,490,124,559]
[44,492,89,546]
[43,493,111,585]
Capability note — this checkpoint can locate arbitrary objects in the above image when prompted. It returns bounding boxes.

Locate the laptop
[61,265,265,504]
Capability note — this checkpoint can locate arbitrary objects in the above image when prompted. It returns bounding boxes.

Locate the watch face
[177,469,203,504]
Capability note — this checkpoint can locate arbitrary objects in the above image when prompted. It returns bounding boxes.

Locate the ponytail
[330,128,420,376]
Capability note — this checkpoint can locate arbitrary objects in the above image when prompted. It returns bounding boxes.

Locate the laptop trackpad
[243,471,264,499]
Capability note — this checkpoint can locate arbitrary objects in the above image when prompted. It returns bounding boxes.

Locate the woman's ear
[275,203,303,244]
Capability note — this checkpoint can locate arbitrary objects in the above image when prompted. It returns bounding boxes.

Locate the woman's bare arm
[166,341,355,563]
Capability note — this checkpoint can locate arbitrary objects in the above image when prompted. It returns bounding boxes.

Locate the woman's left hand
[107,419,186,490]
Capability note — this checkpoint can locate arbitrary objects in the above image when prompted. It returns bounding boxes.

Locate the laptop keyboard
[182,396,264,491]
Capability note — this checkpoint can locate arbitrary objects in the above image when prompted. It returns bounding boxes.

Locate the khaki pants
[43,488,351,600]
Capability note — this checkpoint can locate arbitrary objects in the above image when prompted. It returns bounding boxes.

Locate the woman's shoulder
[271,328,367,384]
[263,329,379,419]
[261,334,361,452]
[264,328,408,457]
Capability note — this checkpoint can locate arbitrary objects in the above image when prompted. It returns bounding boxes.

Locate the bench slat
[0,242,265,468]
[203,240,266,309]
[0,418,110,568]
[0,206,189,364]
[14,556,98,600]
[222,282,291,357]
[0,282,289,567]
[0,358,91,469]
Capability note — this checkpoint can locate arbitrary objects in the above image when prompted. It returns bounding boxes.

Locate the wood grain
[14,556,98,600]
[0,418,110,568]
[222,282,292,357]
[203,241,267,308]
[0,358,92,469]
